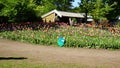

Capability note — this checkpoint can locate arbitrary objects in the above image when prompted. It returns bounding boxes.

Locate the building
[41,9,84,25]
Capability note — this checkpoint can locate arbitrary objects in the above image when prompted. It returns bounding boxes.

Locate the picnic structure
[41,9,85,25]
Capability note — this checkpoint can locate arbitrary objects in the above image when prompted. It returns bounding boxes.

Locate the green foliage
[14,0,40,22]
[0,0,75,22]
[79,0,94,23]
[106,0,120,19]
[80,0,94,12]
[52,0,74,11]
[0,0,18,22]
[0,27,120,49]
[90,0,103,20]
[36,0,56,15]
[36,0,74,15]
[0,0,41,22]
[78,0,116,21]
[0,0,120,22]
[90,0,116,20]
[117,21,120,26]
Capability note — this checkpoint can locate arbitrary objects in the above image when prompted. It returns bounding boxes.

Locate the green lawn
[0,60,110,68]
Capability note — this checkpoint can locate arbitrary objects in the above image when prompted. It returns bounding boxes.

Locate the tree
[35,0,56,15]
[90,0,116,21]
[79,0,116,23]
[53,0,74,11]
[35,0,42,5]
[0,0,4,11]
[71,7,81,13]
[79,0,94,23]
[0,0,18,22]
[0,0,41,22]
[106,0,119,20]
[0,0,75,22]
[36,0,74,15]
[14,0,38,22]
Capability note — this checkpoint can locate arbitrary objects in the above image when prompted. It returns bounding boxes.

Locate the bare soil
[0,39,120,67]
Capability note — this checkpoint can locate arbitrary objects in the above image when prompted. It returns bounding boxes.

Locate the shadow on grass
[0,57,27,60]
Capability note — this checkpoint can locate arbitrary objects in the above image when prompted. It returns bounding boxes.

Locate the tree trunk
[85,11,88,23]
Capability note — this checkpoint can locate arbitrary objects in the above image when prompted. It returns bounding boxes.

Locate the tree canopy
[106,0,120,19]
[0,0,120,22]
[90,0,116,21]
[0,0,74,22]
[79,0,94,23]
[78,0,116,22]
[0,0,40,22]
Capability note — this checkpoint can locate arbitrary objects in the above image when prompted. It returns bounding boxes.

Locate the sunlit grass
[0,60,111,68]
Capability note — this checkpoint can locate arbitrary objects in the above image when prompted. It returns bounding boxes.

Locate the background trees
[78,0,116,23]
[0,0,74,22]
[0,0,18,22]
[91,0,116,21]
[14,0,38,22]
[53,0,74,11]
[0,0,40,22]
[0,0,120,23]
[79,0,94,23]
[106,0,120,20]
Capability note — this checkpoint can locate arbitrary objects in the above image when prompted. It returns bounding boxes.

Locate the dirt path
[0,39,120,67]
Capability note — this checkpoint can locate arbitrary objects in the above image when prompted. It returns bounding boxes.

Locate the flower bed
[0,25,120,49]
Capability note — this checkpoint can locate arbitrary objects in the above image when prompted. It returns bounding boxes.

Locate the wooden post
[69,18,73,26]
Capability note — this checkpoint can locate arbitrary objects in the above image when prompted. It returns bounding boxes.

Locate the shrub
[117,21,120,26]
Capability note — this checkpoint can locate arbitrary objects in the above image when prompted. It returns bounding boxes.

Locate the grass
[0,26,120,49]
[0,60,111,68]
[0,60,87,68]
